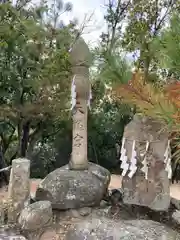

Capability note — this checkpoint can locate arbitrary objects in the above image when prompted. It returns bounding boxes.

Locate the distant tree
[0,0,75,164]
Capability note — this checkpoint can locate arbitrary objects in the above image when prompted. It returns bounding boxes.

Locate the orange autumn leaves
[113,71,180,131]
[165,81,180,108]
[165,81,180,124]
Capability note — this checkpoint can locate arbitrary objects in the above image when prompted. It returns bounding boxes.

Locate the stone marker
[120,115,171,211]
[35,39,110,210]
[69,37,92,170]
[8,158,30,222]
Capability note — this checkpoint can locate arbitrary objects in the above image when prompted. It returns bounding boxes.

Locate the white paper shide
[120,138,129,176]
[71,75,76,110]
[128,140,137,178]
[141,141,149,180]
[164,140,172,179]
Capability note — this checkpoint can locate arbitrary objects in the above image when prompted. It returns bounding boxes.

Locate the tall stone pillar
[8,158,30,222]
[69,38,92,170]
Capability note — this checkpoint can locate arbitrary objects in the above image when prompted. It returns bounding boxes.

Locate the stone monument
[69,37,92,170]
[120,115,171,211]
[35,37,110,210]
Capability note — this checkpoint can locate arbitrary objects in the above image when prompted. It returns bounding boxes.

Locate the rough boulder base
[35,162,110,210]
[18,201,52,230]
[0,226,27,240]
[18,201,53,240]
[121,115,171,211]
[65,217,180,240]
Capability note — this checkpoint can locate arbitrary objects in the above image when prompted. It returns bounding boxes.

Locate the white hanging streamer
[141,141,149,180]
[120,138,129,177]
[128,140,137,178]
[164,140,170,163]
[71,75,76,110]
[164,140,172,179]
[87,87,92,109]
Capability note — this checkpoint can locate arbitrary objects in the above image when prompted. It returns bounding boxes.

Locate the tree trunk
[0,145,9,186]
[21,121,30,157]
[17,120,30,158]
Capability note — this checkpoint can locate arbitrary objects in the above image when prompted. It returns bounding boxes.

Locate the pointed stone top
[70,37,92,67]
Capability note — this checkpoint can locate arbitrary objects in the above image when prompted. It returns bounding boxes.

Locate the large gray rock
[65,217,180,240]
[35,163,110,209]
[18,201,52,231]
[18,201,53,240]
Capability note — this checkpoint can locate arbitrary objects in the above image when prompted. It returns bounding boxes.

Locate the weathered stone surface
[78,207,92,216]
[0,226,27,240]
[61,162,111,187]
[68,207,92,218]
[69,37,92,170]
[121,115,170,211]
[65,217,180,240]
[171,197,180,210]
[39,229,56,240]
[70,37,92,67]
[35,163,110,210]
[0,234,27,240]
[99,200,109,209]
[18,201,52,231]
[8,158,30,222]
[172,210,180,224]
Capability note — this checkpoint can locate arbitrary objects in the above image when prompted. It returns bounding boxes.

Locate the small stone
[108,188,123,205]
[99,200,108,208]
[79,207,92,216]
[39,229,56,240]
[171,197,180,210]
[18,201,52,231]
[68,209,80,218]
[172,210,180,224]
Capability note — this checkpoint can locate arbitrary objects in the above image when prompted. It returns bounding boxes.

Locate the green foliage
[96,0,180,180]
[99,54,132,85]
[100,0,130,53]
[154,13,180,79]
[88,100,133,171]
[121,0,178,80]
[0,0,180,180]
[0,0,75,161]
